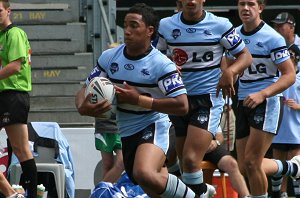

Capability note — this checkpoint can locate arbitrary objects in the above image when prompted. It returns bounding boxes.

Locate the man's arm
[0,59,22,80]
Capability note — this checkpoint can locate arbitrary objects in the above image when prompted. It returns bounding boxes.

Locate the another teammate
[228,0,297,197]
[76,3,197,197]
[271,43,300,198]
[0,1,37,197]
[156,0,252,196]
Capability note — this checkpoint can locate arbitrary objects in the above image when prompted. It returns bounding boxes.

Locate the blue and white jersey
[273,72,300,144]
[237,22,290,100]
[157,11,245,95]
[86,44,187,137]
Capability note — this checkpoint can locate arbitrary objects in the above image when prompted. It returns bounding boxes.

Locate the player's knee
[244,157,259,172]
[182,156,198,170]
[132,167,153,186]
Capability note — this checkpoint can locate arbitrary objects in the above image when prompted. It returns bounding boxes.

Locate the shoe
[203,183,216,198]
[15,194,25,198]
[290,155,300,180]
[280,192,288,198]
[7,193,24,198]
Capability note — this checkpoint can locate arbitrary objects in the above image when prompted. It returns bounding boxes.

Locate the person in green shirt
[0,1,37,197]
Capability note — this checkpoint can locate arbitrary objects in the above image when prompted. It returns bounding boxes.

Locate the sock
[274,159,298,177]
[293,179,300,197]
[271,175,283,193]
[250,193,268,198]
[168,160,182,177]
[160,174,196,198]
[20,159,37,198]
[182,170,206,196]
[6,193,18,198]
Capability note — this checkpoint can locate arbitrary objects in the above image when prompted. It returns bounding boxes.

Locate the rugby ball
[85,77,116,119]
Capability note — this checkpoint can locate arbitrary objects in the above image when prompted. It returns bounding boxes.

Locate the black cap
[272,12,296,26]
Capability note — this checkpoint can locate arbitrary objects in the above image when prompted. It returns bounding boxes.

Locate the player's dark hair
[0,0,10,8]
[127,3,159,40]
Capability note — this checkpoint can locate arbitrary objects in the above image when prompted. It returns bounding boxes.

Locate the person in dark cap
[272,12,300,71]
[271,42,300,198]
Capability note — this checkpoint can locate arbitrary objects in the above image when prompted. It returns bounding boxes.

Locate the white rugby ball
[85,77,116,119]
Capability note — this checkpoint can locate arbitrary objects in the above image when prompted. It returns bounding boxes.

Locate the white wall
[0,128,102,192]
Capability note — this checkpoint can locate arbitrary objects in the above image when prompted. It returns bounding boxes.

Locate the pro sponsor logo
[272,48,289,61]
[163,73,184,93]
[225,28,241,47]
[172,48,188,66]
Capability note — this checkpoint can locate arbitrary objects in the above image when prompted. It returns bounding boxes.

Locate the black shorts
[203,145,230,172]
[236,98,283,139]
[169,94,223,137]
[121,123,165,184]
[0,90,30,128]
[272,143,300,152]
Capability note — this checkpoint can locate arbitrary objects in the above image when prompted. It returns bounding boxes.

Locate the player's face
[123,13,153,51]
[274,23,293,39]
[0,2,10,29]
[180,0,205,20]
[238,0,263,24]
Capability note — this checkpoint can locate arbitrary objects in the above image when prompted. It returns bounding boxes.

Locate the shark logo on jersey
[110,62,119,74]
[141,69,150,76]
[204,29,213,36]
[271,48,289,62]
[224,28,241,47]
[163,73,184,93]
[172,29,181,39]
[172,48,188,66]
[186,28,196,33]
[256,42,264,48]
[244,39,250,44]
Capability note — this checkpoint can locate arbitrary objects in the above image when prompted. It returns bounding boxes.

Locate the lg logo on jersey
[192,51,213,62]
[248,63,266,74]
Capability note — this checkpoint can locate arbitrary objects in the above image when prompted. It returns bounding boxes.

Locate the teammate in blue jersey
[271,43,300,198]
[75,3,198,198]
[156,0,252,196]
[225,0,298,197]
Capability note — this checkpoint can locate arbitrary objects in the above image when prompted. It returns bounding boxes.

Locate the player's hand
[78,93,111,117]
[115,81,139,105]
[286,99,300,110]
[243,91,266,109]
[206,140,218,153]
[216,68,236,97]
[176,65,182,76]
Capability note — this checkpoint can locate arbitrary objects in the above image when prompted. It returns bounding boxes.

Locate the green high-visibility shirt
[0,25,32,92]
